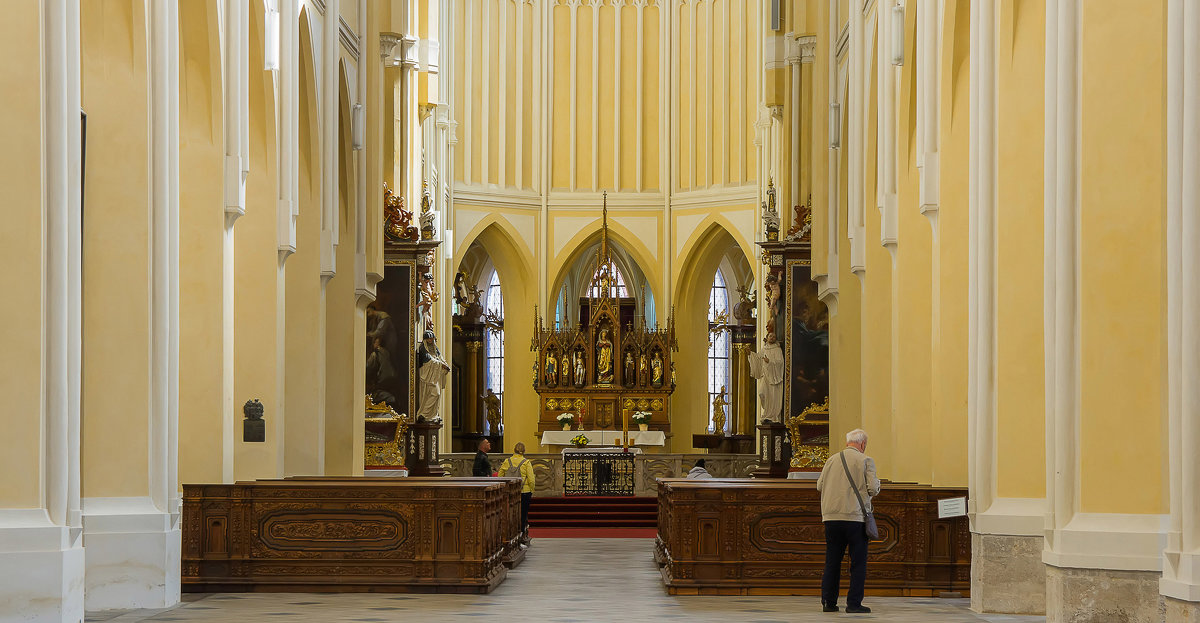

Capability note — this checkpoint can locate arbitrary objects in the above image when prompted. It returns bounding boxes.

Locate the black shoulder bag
[839,450,879,540]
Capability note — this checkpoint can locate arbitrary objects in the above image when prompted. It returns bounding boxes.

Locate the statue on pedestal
[651,351,664,388]
[624,351,635,387]
[573,350,585,387]
[748,332,785,423]
[545,353,558,387]
[416,330,450,421]
[596,328,614,383]
[482,388,502,435]
[711,386,729,434]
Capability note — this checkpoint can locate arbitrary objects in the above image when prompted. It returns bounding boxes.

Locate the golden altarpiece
[531,198,678,435]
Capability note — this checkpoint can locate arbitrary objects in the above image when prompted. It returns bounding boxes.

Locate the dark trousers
[821,520,868,608]
[520,492,532,534]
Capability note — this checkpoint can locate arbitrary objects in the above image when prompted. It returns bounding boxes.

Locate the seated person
[686,458,713,479]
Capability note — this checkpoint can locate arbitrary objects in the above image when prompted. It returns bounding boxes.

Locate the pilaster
[1162,0,1200,608]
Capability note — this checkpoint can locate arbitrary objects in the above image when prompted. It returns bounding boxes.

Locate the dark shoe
[822,603,839,612]
[845,605,871,613]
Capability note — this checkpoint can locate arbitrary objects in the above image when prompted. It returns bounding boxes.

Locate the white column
[1042,0,1081,557]
[82,0,182,610]
[278,0,299,258]
[846,0,865,276]
[787,36,800,213]
[967,0,998,526]
[1162,0,1200,605]
[223,0,249,483]
[916,0,939,227]
[322,1,344,282]
[0,1,85,620]
[816,2,839,313]
[877,1,897,251]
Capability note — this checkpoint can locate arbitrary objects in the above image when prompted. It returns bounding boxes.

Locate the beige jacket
[816,447,881,522]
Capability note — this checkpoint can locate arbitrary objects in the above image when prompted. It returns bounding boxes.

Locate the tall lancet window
[589,263,629,298]
[708,270,732,432]
[484,270,504,433]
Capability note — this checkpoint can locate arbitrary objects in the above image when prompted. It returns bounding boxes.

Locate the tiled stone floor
[87,538,1046,622]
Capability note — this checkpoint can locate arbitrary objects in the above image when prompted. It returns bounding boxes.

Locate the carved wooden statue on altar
[531,195,678,434]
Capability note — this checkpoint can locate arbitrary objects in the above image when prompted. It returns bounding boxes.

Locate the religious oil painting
[789,263,829,415]
[367,264,412,411]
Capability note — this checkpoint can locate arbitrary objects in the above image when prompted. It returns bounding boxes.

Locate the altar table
[540,429,666,447]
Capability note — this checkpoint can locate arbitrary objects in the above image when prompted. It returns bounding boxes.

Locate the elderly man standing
[816,429,880,614]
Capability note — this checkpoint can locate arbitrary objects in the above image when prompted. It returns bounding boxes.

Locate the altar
[539,429,666,447]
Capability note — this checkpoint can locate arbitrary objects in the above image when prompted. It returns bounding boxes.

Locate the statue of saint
[596,328,614,383]
[670,362,677,388]
[573,350,586,387]
[639,353,647,387]
[482,388,502,434]
[545,354,558,387]
[563,353,571,386]
[748,332,785,423]
[416,330,450,421]
[623,351,635,387]
[711,386,729,434]
[651,352,664,388]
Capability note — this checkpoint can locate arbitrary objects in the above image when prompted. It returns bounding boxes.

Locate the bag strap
[839,450,870,521]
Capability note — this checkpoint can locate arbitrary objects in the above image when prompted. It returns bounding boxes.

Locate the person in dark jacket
[472,438,492,477]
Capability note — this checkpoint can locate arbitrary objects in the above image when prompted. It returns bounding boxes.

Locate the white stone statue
[747,333,785,423]
[416,330,450,421]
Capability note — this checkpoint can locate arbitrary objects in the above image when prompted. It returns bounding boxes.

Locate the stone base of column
[1046,565,1163,623]
[1165,597,1200,622]
[0,513,85,623]
[82,497,181,611]
[970,533,1045,614]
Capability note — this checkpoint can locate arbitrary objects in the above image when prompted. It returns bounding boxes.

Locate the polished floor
[86,539,1046,622]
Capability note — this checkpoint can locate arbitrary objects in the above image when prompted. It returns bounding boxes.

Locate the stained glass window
[484,271,504,434]
[708,270,731,433]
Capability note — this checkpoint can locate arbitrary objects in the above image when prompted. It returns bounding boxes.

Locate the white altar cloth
[540,429,666,447]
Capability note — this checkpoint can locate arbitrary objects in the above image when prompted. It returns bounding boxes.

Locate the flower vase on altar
[638,423,649,432]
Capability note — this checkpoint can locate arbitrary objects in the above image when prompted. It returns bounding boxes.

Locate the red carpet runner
[528,496,657,538]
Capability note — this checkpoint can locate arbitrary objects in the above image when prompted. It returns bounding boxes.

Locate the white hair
[846,429,868,445]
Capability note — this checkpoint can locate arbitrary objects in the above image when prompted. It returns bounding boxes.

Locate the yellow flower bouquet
[569,433,590,447]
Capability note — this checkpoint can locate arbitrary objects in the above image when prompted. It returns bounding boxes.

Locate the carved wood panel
[657,479,971,596]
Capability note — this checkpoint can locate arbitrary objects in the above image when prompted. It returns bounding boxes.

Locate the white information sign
[937,497,968,519]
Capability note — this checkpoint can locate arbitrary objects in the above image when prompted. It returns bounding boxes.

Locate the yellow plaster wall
[283,59,325,476]
[233,12,283,480]
[858,58,895,479]
[178,0,227,486]
[79,0,152,499]
[454,1,668,192]
[0,0,45,509]
[1077,0,1166,515]
[674,0,759,191]
[324,126,361,476]
[890,12,933,484]
[930,0,969,487]
[994,0,1045,500]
